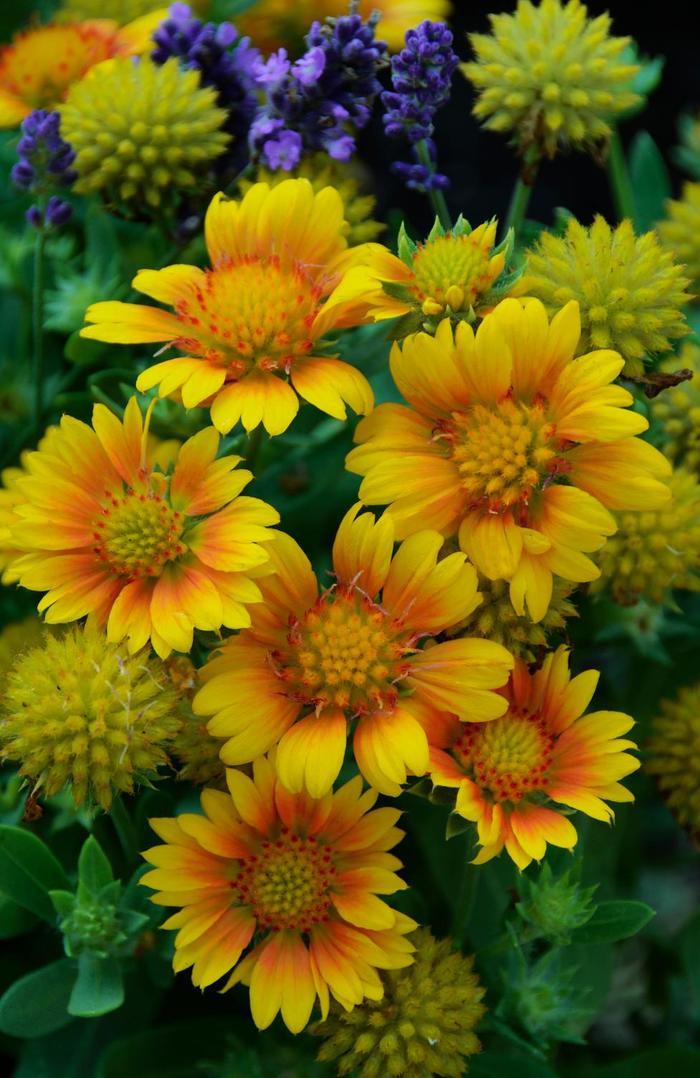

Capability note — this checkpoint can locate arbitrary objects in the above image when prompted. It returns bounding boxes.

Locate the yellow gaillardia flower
[423,646,639,869]
[314,928,485,1078]
[0,624,181,810]
[241,153,384,247]
[82,180,376,436]
[651,344,700,474]
[141,754,417,1033]
[591,468,700,605]
[60,57,230,210]
[335,217,518,337]
[523,217,691,376]
[347,299,671,623]
[237,0,451,53]
[658,183,700,296]
[647,684,700,836]
[0,14,161,127]
[8,398,278,658]
[193,505,514,798]
[462,0,640,158]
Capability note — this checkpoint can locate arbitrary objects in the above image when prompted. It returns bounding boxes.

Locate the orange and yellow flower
[193,505,514,798]
[8,398,278,657]
[141,754,417,1033]
[237,0,451,53]
[347,299,672,623]
[81,180,377,437]
[0,13,163,127]
[423,646,639,869]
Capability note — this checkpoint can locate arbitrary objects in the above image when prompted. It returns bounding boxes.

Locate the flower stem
[244,425,265,473]
[110,796,139,867]
[504,152,540,242]
[32,225,46,431]
[451,861,480,949]
[607,129,635,223]
[415,141,452,230]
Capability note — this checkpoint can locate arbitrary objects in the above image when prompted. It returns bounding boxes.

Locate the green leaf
[0,825,71,922]
[629,131,672,231]
[48,890,76,919]
[68,955,124,1018]
[77,836,114,901]
[576,1046,700,1078]
[680,911,700,1010]
[63,329,110,367]
[470,1052,558,1078]
[570,899,655,944]
[0,959,76,1038]
[0,895,37,940]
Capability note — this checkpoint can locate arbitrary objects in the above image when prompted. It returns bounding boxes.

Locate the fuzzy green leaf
[0,959,76,1038]
[77,836,114,901]
[0,825,71,922]
[68,954,124,1018]
[570,900,655,944]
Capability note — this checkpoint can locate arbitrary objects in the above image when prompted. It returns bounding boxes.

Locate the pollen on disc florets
[313,928,486,1078]
[234,829,335,933]
[278,585,411,713]
[93,487,187,578]
[647,683,700,837]
[59,57,230,210]
[456,711,555,804]
[0,624,182,810]
[524,216,691,376]
[173,256,321,378]
[591,468,700,606]
[444,399,566,511]
[462,0,640,159]
[651,344,700,475]
[657,182,700,296]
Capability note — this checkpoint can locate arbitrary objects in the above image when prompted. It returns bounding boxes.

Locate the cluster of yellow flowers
[0,0,697,1055]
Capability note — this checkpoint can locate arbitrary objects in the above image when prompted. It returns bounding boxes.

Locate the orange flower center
[445,399,565,511]
[410,234,494,314]
[278,588,410,714]
[455,710,555,803]
[234,830,335,932]
[173,257,326,379]
[93,489,186,578]
[0,25,117,109]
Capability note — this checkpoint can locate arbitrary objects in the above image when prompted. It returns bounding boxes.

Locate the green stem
[32,226,46,431]
[504,152,540,242]
[450,862,480,949]
[110,797,139,867]
[244,425,265,473]
[415,141,452,230]
[607,129,635,223]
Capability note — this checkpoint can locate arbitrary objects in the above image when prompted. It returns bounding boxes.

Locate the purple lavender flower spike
[12,109,76,228]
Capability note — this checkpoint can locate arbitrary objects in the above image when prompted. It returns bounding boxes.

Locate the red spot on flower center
[234,828,335,932]
[92,488,186,578]
[274,586,413,715]
[455,709,555,803]
[172,256,327,381]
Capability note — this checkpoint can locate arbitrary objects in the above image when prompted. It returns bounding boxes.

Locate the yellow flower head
[651,343,700,474]
[658,182,700,296]
[424,646,639,869]
[58,0,180,22]
[141,754,417,1032]
[82,180,378,436]
[193,505,514,799]
[237,0,451,53]
[591,468,700,606]
[335,217,519,338]
[60,57,230,210]
[8,397,279,658]
[347,298,672,623]
[462,0,640,158]
[648,683,700,837]
[0,14,160,127]
[524,216,691,377]
[460,575,577,663]
[241,153,384,247]
[314,928,486,1078]
[0,623,181,810]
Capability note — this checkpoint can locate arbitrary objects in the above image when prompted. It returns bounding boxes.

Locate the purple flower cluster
[382,21,458,192]
[152,4,260,161]
[12,110,76,229]
[250,6,388,171]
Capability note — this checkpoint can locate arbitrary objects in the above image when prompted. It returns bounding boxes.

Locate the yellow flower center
[234,830,335,932]
[410,234,494,316]
[278,588,410,713]
[93,489,186,578]
[446,400,564,511]
[0,25,115,109]
[174,258,325,379]
[456,711,554,803]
